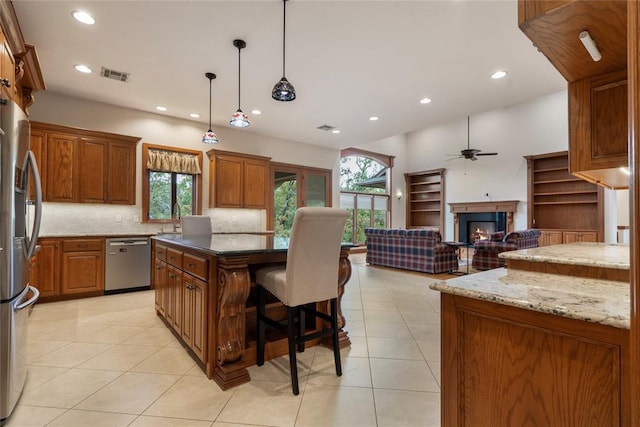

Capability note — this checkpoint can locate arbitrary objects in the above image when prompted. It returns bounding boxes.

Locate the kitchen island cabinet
[151,233,353,390]
[431,243,630,426]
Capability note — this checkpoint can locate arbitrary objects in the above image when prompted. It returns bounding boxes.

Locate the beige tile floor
[9,258,442,426]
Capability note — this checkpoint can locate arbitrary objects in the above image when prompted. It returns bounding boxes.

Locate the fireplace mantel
[448,200,519,242]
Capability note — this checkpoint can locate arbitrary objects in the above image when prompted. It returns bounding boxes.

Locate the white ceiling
[12,0,566,149]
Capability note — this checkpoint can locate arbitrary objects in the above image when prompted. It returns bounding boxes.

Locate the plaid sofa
[471,229,541,271]
[364,228,459,274]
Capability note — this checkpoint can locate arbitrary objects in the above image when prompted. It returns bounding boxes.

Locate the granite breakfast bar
[430,243,631,426]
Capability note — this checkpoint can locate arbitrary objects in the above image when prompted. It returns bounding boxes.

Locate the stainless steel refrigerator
[0,98,41,425]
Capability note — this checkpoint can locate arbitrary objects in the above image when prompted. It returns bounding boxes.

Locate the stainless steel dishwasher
[105,237,151,293]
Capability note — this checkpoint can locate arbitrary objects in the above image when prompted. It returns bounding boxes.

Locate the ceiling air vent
[317,124,335,131]
[100,67,130,83]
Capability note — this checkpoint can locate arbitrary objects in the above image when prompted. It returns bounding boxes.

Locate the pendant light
[202,72,219,144]
[230,39,250,128]
[272,0,296,101]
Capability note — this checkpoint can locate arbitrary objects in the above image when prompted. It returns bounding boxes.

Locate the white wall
[359,90,617,242]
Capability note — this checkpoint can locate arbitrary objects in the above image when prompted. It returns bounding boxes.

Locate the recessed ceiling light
[72,11,95,25]
[251,109,262,115]
[74,64,92,74]
[491,70,507,79]
[332,129,341,134]
[189,113,200,118]
[155,106,167,112]
[369,116,379,121]
[420,97,432,104]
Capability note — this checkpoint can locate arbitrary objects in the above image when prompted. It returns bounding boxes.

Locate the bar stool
[181,215,212,235]
[255,207,349,395]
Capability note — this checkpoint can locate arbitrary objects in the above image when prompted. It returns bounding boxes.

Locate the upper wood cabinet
[518,1,627,82]
[0,2,46,113]
[518,0,629,189]
[207,149,271,209]
[568,69,629,189]
[31,122,140,204]
[0,25,16,101]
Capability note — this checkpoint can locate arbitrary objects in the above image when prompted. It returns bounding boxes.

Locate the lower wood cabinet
[29,237,105,300]
[538,229,598,246]
[152,242,208,363]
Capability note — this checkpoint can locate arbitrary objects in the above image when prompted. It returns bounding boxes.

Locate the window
[339,148,394,244]
[142,143,203,222]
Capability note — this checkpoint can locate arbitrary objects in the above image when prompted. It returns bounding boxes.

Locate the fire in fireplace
[468,221,497,243]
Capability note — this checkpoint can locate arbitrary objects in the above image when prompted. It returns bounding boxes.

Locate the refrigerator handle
[23,150,42,259]
[16,285,39,311]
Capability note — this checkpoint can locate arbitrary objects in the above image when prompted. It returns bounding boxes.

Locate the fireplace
[448,200,518,243]
[456,212,506,244]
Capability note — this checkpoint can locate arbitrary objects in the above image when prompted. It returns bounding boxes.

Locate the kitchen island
[430,243,630,426]
[151,233,353,390]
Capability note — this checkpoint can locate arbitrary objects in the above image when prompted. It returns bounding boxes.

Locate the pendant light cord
[208,78,212,131]
[282,0,287,76]
[238,45,242,111]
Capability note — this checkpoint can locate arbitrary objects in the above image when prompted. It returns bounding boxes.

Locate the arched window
[340,148,394,244]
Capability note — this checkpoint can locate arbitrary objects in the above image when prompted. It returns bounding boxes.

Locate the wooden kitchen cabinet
[568,69,629,189]
[45,132,79,202]
[31,122,140,204]
[518,1,629,189]
[562,230,598,244]
[538,230,563,247]
[28,238,60,298]
[151,240,208,363]
[60,238,104,295]
[182,273,208,362]
[207,149,271,209]
[0,25,16,102]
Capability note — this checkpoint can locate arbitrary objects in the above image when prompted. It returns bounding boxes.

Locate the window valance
[147,149,201,174]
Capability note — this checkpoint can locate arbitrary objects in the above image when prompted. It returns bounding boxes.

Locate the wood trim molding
[341,147,395,168]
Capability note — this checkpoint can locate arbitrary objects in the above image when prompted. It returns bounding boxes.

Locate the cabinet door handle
[0,78,11,87]
[168,273,175,279]
[188,263,195,268]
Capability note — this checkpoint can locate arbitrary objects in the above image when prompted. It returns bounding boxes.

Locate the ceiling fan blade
[475,152,498,156]
[446,156,463,161]
[470,156,478,161]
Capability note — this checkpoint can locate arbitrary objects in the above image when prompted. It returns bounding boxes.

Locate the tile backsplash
[37,203,266,236]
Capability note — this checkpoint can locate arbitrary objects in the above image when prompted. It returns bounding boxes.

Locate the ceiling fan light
[202,129,219,144]
[272,77,296,101]
[230,109,250,128]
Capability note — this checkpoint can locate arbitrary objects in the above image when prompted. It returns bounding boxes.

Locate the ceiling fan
[447,116,498,161]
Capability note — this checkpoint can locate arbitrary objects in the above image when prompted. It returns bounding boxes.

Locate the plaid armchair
[471,229,541,271]
[364,228,458,274]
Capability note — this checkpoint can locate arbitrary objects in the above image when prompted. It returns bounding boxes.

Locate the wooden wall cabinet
[569,69,629,189]
[526,152,603,246]
[405,168,445,231]
[152,241,208,363]
[31,122,139,205]
[0,25,16,101]
[207,149,271,209]
[518,1,629,189]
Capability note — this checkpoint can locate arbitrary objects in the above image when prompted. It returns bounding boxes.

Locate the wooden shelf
[405,168,445,231]
[525,151,604,244]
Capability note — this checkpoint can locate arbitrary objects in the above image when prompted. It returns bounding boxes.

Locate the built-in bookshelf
[525,151,603,246]
[405,168,445,231]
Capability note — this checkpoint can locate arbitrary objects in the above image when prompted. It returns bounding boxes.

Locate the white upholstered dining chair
[255,207,349,395]
[181,215,212,235]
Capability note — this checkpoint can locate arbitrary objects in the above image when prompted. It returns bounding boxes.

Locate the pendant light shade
[272,0,296,101]
[230,39,250,128]
[202,72,219,144]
